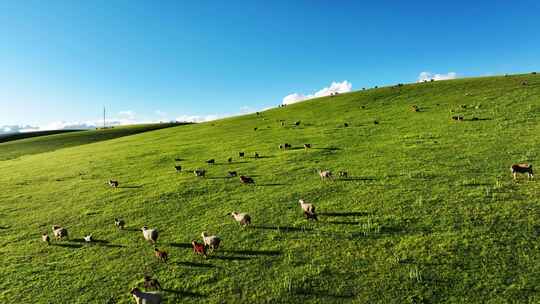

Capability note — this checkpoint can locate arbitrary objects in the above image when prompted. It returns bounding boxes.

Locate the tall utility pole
[103,106,106,128]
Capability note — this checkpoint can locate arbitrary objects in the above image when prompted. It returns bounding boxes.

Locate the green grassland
[1,74,539,303]
[0,123,184,161]
[0,129,82,144]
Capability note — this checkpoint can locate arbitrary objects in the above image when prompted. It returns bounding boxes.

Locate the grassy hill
[0,123,186,161]
[1,74,539,303]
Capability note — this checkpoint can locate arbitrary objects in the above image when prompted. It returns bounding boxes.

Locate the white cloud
[282,80,352,105]
[118,110,136,120]
[175,114,224,123]
[417,71,457,82]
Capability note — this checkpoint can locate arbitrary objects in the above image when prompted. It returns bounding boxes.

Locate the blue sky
[1,0,539,130]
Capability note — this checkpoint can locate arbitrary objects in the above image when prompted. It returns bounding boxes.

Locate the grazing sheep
[228,171,238,177]
[230,212,251,226]
[228,157,233,163]
[115,218,125,229]
[84,234,93,243]
[143,276,162,291]
[191,240,207,257]
[256,112,260,115]
[304,144,312,150]
[373,120,379,125]
[42,233,50,244]
[254,152,260,159]
[280,143,291,150]
[130,287,162,304]
[411,105,419,112]
[254,127,258,131]
[279,144,283,150]
[240,175,254,184]
[194,169,206,177]
[52,225,68,240]
[154,248,168,262]
[206,159,215,165]
[452,115,464,121]
[281,122,285,127]
[174,165,182,172]
[318,170,333,180]
[201,232,221,251]
[239,152,245,157]
[338,171,348,178]
[472,117,479,121]
[295,121,301,126]
[141,226,159,244]
[533,72,537,75]
[299,199,316,214]
[511,163,534,179]
[344,123,349,127]
[109,180,119,188]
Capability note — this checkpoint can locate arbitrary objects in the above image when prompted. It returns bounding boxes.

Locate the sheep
[41,233,50,244]
[84,234,93,243]
[174,158,182,161]
[294,121,301,126]
[299,199,317,221]
[304,144,312,150]
[511,163,534,179]
[143,276,162,291]
[109,180,119,188]
[201,232,221,251]
[279,143,291,150]
[228,171,238,177]
[452,115,464,121]
[194,169,206,177]
[254,127,258,131]
[256,112,260,115]
[141,226,159,244]
[52,225,68,240]
[533,72,537,75]
[154,248,168,262]
[115,218,125,229]
[299,199,316,214]
[174,165,182,172]
[130,287,162,304]
[373,120,379,125]
[522,81,528,86]
[191,240,207,257]
[230,212,251,226]
[254,152,260,159]
[344,123,349,127]
[240,175,254,184]
[338,171,348,178]
[279,144,284,150]
[280,122,285,127]
[411,105,419,112]
[239,152,245,157]
[206,159,215,165]
[228,157,233,163]
[318,170,332,180]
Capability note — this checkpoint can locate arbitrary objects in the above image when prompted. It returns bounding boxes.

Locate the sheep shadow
[251,225,312,232]
[72,238,110,244]
[117,185,143,189]
[174,261,215,268]
[0,226,10,230]
[221,249,282,256]
[227,161,249,164]
[319,212,368,217]
[337,177,376,181]
[206,176,229,180]
[250,156,274,159]
[256,183,288,187]
[50,243,83,249]
[169,242,192,249]
[324,221,361,225]
[313,147,341,151]
[208,255,252,261]
[162,289,205,298]
[124,228,141,232]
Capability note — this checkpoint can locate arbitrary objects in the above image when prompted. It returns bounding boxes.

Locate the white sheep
[299,199,316,214]
[201,232,221,251]
[52,225,68,240]
[83,234,93,242]
[230,212,251,226]
[141,226,159,244]
[130,287,162,304]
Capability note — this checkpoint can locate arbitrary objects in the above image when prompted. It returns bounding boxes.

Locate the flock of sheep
[39,106,535,303]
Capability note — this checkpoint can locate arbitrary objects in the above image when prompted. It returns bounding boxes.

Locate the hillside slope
[0,74,539,303]
[0,123,186,161]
